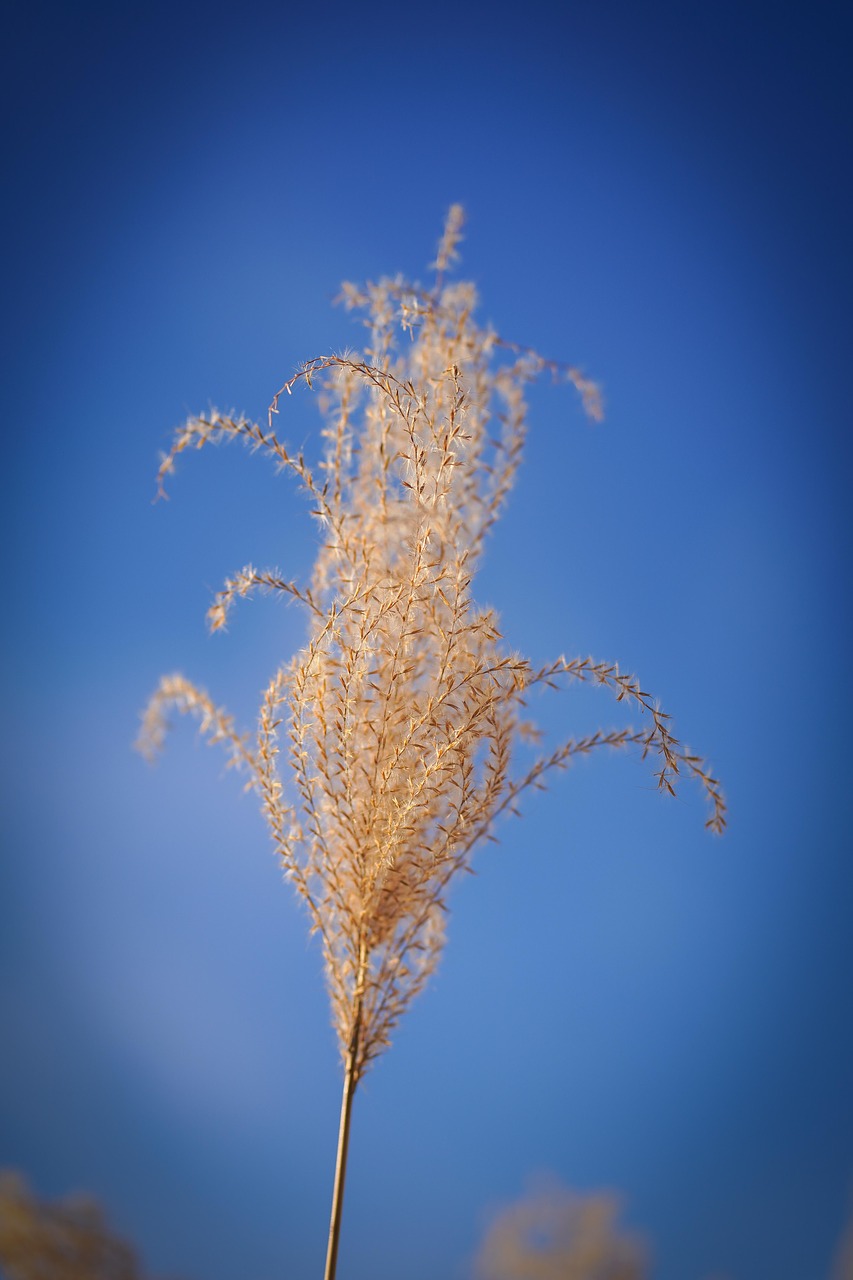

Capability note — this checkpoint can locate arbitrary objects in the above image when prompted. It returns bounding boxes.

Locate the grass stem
[323,1018,360,1280]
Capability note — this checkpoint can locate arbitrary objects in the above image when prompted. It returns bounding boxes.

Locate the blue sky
[2,1,851,1277]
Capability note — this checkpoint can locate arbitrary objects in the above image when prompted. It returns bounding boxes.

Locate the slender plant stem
[323,1014,360,1280]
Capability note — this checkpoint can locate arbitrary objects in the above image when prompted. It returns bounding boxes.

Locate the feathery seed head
[138,207,725,1081]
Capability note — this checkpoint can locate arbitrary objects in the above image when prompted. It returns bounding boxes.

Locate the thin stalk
[323,1008,361,1280]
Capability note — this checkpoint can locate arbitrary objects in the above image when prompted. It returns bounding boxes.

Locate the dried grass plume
[475,1181,646,1280]
[137,206,725,1279]
[139,204,724,1077]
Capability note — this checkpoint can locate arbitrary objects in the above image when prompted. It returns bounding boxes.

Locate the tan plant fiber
[137,207,725,1278]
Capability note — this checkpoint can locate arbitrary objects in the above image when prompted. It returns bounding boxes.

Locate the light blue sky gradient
[2,2,851,1277]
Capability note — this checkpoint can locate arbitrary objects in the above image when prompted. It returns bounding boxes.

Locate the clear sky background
[2,1,851,1277]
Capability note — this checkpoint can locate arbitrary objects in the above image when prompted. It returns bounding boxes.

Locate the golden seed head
[139,208,725,1080]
